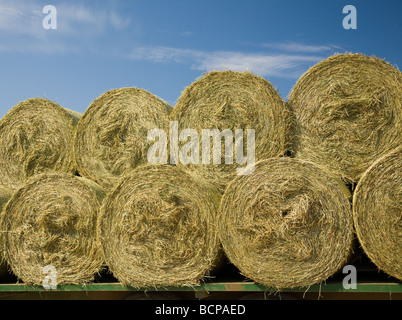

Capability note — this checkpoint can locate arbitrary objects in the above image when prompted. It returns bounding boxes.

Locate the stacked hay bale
[0,98,81,282]
[171,70,291,194]
[99,164,222,287]
[288,53,401,183]
[353,146,401,281]
[0,98,81,191]
[218,157,354,289]
[74,87,224,287]
[0,174,105,285]
[288,53,402,281]
[74,88,173,190]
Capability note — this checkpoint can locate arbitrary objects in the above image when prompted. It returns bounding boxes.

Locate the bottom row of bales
[0,147,400,289]
[0,165,221,288]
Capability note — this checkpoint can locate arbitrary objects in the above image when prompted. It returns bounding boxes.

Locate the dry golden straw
[0,186,12,280]
[74,88,173,190]
[99,164,222,288]
[288,53,402,183]
[0,186,12,212]
[0,98,81,191]
[353,146,401,280]
[171,70,290,193]
[219,157,354,289]
[0,173,105,285]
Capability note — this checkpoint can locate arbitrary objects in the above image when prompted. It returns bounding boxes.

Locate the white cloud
[0,0,131,54]
[0,1,42,35]
[195,52,322,78]
[110,11,131,30]
[130,47,204,64]
[181,31,193,36]
[261,42,341,53]
[56,3,131,35]
[128,46,325,78]
[0,0,130,37]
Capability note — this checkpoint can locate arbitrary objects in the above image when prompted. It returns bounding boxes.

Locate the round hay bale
[0,173,105,285]
[288,53,402,183]
[74,88,173,190]
[353,146,401,280]
[99,164,222,288]
[171,70,290,193]
[0,98,81,191]
[218,157,354,289]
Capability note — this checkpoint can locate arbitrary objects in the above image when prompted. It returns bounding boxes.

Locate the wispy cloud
[0,0,131,54]
[195,52,323,78]
[56,3,131,35]
[130,47,204,64]
[261,42,341,53]
[0,1,42,35]
[0,0,131,35]
[128,46,327,78]
[181,31,193,37]
[0,0,339,79]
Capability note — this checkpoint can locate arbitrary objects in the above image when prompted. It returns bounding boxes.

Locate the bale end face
[170,70,291,193]
[0,98,81,191]
[99,164,222,288]
[0,173,105,285]
[289,53,402,183]
[219,157,354,289]
[74,87,173,190]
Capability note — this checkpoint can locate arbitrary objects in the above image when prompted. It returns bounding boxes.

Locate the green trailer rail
[0,256,400,299]
[0,281,400,294]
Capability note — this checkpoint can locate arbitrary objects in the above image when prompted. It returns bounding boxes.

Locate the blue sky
[0,0,401,117]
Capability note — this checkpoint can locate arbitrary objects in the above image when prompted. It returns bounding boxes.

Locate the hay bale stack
[353,146,401,280]
[0,173,105,285]
[99,164,222,288]
[288,53,402,183]
[171,70,290,193]
[0,98,81,191]
[74,88,173,190]
[219,157,354,289]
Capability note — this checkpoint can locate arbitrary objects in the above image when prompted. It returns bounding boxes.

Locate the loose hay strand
[0,173,105,285]
[218,157,354,289]
[99,164,222,288]
[74,87,173,190]
[0,98,81,191]
[171,70,291,193]
[288,53,402,183]
[353,146,402,280]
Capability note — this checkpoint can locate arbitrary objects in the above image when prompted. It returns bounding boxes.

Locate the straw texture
[0,174,105,285]
[219,157,354,289]
[0,186,12,280]
[353,146,401,280]
[288,53,402,182]
[74,88,173,190]
[171,70,290,193]
[99,164,222,287]
[0,98,81,191]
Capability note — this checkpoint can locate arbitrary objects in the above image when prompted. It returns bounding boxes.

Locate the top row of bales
[0,53,400,288]
[0,53,400,192]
